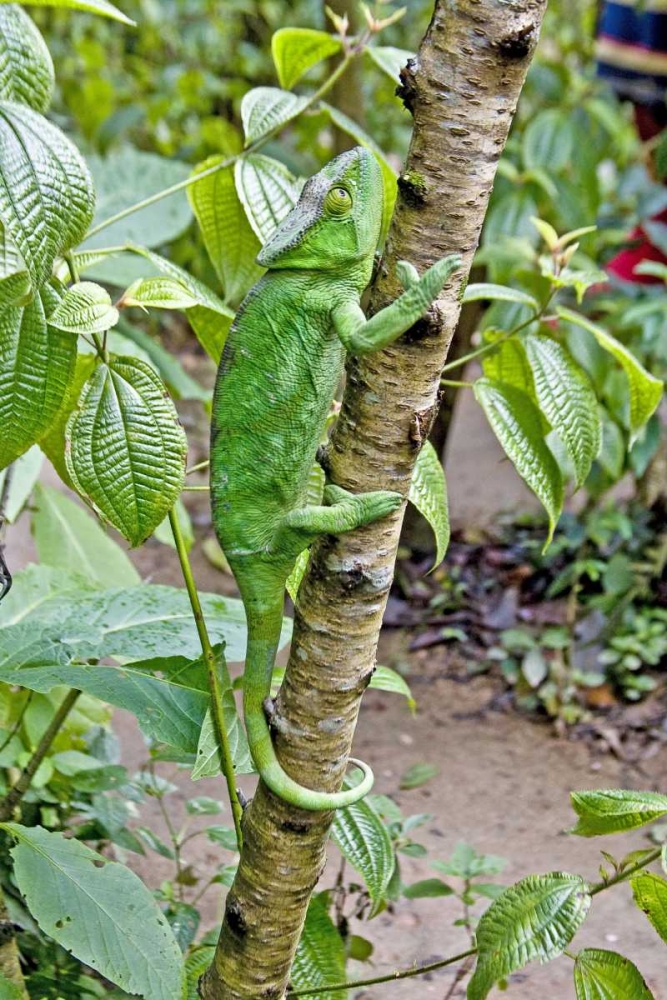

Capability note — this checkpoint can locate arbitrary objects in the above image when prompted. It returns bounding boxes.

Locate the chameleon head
[256,146,383,274]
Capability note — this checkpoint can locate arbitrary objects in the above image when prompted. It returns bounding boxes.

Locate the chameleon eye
[325,186,353,216]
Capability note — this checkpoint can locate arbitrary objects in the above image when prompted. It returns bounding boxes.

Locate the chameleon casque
[211,145,461,811]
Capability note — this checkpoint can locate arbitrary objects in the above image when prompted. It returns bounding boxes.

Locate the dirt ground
[6,390,666,998]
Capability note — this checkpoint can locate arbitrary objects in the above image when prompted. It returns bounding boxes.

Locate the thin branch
[0,693,33,755]
[288,948,478,996]
[0,689,81,822]
[168,507,244,847]
[589,846,663,896]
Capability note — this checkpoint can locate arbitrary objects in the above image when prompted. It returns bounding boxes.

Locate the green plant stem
[183,485,210,492]
[441,379,473,388]
[288,948,478,996]
[0,693,33,756]
[168,507,244,848]
[589,845,663,896]
[187,459,210,476]
[84,51,356,244]
[0,689,80,822]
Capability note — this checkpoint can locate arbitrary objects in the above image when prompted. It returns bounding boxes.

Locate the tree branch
[200,2,548,996]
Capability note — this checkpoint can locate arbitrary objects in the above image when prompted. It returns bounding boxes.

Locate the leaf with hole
[574,949,654,1000]
[524,333,601,487]
[409,440,450,569]
[2,823,183,998]
[0,101,94,286]
[474,377,563,545]
[468,873,591,1000]
[0,292,77,470]
[0,4,53,111]
[48,281,119,335]
[188,157,263,306]
[241,86,308,146]
[235,154,301,243]
[570,789,667,837]
[333,794,395,917]
[65,357,187,546]
[559,308,663,439]
[271,27,341,90]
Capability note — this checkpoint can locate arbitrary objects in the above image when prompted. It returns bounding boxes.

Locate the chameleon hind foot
[273,488,402,556]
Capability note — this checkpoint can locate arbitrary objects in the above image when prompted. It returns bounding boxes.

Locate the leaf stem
[288,948,478,996]
[83,52,355,244]
[0,689,80,822]
[168,507,244,848]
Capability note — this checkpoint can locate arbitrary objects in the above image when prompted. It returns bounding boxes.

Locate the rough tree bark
[200,1,548,996]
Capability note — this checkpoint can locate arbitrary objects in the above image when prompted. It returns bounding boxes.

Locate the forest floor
[6,379,666,999]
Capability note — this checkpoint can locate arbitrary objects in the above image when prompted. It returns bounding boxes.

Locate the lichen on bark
[200,2,548,996]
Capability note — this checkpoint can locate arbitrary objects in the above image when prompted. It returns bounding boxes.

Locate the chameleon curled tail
[242,581,374,811]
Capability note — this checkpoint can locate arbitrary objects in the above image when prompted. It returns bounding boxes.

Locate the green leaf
[0,225,29,310]
[0,292,77,470]
[192,649,254,778]
[0,563,91,625]
[522,108,575,172]
[473,377,564,545]
[0,445,42,523]
[2,823,183,998]
[188,157,263,306]
[482,335,534,396]
[631,873,667,945]
[403,878,454,899]
[369,665,415,711]
[185,947,215,1000]
[48,281,119,335]
[468,873,591,1000]
[0,0,134,23]
[206,825,238,851]
[524,333,601,487]
[0,5,53,112]
[558,308,663,439]
[409,440,450,569]
[333,795,395,917]
[321,103,397,240]
[271,27,341,90]
[400,762,439,789]
[122,277,199,311]
[82,147,190,253]
[235,154,301,243]
[0,102,94,287]
[116,318,209,403]
[462,283,538,308]
[367,45,413,82]
[127,245,234,363]
[286,548,310,603]
[292,896,347,1000]
[574,949,654,1000]
[0,973,25,999]
[241,87,308,146]
[38,353,96,488]
[32,483,139,587]
[570,790,667,837]
[65,357,187,546]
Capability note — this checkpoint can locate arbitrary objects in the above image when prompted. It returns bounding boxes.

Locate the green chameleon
[211,145,461,810]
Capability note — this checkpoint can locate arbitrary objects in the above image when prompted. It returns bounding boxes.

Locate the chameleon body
[211,146,461,810]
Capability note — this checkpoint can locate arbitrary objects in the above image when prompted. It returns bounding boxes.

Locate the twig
[0,693,33,756]
[287,948,478,996]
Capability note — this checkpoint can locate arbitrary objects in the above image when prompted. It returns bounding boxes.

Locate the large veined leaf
[271,27,341,90]
[2,824,184,998]
[0,444,42,523]
[467,873,591,1000]
[191,647,253,778]
[0,4,53,111]
[185,947,215,1000]
[524,333,601,487]
[570,789,667,837]
[38,353,96,488]
[0,0,134,24]
[32,484,139,588]
[122,276,199,311]
[65,357,187,546]
[0,224,29,309]
[321,103,397,239]
[82,147,190,253]
[0,564,92,626]
[0,102,94,287]
[574,949,654,1000]
[291,896,347,1000]
[631,873,667,945]
[474,377,564,545]
[188,158,263,306]
[482,335,535,397]
[126,245,235,363]
[235,154,302,243]
[408,440,450,569]
[241,87,308,146]
[332,794,395,917]
[0,293,77,470]
[559,307,663,438]
[366,45,414,82]
[48,281,119,335]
